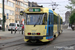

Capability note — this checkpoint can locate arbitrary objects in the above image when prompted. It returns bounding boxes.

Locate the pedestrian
[72,24,74,31]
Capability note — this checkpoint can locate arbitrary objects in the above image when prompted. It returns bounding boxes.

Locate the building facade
[28,2,41,7]
[65,11,71,24]
[0,0,15,28]
[0,0,28,28]
[15,0,28,24]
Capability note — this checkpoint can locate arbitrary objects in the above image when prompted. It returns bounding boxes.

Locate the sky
[29,0,70,22]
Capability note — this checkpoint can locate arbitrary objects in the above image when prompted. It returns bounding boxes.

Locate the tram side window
[42,13,47,25]
[50,13,53,24]
[49,13,53,25]
[49,13,51,25]
[54,15,58,24]
[60,18,62,24]
[60,19,61,24]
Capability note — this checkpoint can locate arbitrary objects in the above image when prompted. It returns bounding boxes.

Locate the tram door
[48,13,54,39]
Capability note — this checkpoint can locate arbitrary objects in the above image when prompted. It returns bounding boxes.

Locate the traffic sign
[7,13,9,19]
[7,13,8,16]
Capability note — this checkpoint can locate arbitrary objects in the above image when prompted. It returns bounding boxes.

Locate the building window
[8,1,11,6]
[20,2,22,6]
[16,7,18,11]
[7,1,14,7]
[18,15,19,18]
[18,2,20,5]
[0,0,2,3]
[10,10,12,15]
[24,0,28,2]
[18,8,20,12]
[5,9,7,14]
[0,8,2,13]
[16,1,17,4]
[22,3,23,6]
[12,11,14,15]
[15,15,18,18]
[23,4,28,8]
[5,9,14,15]
[11,2,14,7]
[7,9,10,15]
[20,8,24,11]
[5,0,8,5]
[20,2,24,6]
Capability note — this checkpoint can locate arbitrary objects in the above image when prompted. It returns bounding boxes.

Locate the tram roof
[52,10,62,19]
[24,7,62,19]
[49,9,53,13]
[50,8,62,19]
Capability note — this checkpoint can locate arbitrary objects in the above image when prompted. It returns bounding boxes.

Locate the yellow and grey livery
[23,7,62,43]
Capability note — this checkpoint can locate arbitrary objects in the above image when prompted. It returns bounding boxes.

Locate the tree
[71,9,75,15]
[65,0,75,13]
[69,13,75,24]
[65,0,75,24]
[65,5,73,11]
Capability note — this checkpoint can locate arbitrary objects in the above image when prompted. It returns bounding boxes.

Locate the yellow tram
[23,7,62,43]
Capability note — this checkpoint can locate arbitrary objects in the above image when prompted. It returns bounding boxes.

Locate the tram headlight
[27,9,29,11]
[41,9,42,11]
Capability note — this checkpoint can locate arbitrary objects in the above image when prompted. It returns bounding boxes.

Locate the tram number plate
[32,33,35,35]
[29,8,40,12]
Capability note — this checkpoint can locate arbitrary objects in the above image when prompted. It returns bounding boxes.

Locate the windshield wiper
[34,16,41,27]
[34,14,45,27]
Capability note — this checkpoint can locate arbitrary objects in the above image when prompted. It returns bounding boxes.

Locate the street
[0,0,75,50]
[0,26,75,50]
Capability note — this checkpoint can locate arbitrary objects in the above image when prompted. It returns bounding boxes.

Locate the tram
[23,7,62,43]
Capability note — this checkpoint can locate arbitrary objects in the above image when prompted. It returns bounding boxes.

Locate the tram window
[54,15,58,24]
[42,13,47,25]
[49,14,51,25]
[26,13,44,25]
[45,15,47,24]
[50,13,52,24]
[27,15,30,22]
[49,13,53,25]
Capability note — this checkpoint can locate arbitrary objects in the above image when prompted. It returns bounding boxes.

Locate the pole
[2,0,5,31]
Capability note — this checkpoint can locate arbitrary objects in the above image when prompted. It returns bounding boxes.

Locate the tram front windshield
[26,14,44,25]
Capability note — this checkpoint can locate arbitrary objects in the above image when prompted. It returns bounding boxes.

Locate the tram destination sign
[29,8,41,12]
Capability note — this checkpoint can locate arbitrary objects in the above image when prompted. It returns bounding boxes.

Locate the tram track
[0,39,25,48]
[31,38,75,50]
[1,39,75,50]
[0,34,75,50]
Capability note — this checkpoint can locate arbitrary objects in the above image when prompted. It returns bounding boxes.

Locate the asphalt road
[0,25,75,50]
[0,29,75,50]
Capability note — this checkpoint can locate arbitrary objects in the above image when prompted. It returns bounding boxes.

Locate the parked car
[0,24,2,30]
[8,23,20,31]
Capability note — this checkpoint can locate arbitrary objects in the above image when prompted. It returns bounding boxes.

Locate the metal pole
[2,0,5,31]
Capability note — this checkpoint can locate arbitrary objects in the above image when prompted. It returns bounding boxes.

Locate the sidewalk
[0,30,24,43]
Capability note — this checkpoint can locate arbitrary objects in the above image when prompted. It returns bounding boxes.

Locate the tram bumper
[25,36,43,39]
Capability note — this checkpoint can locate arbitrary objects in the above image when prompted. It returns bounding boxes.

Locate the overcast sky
[29,0,70,22]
